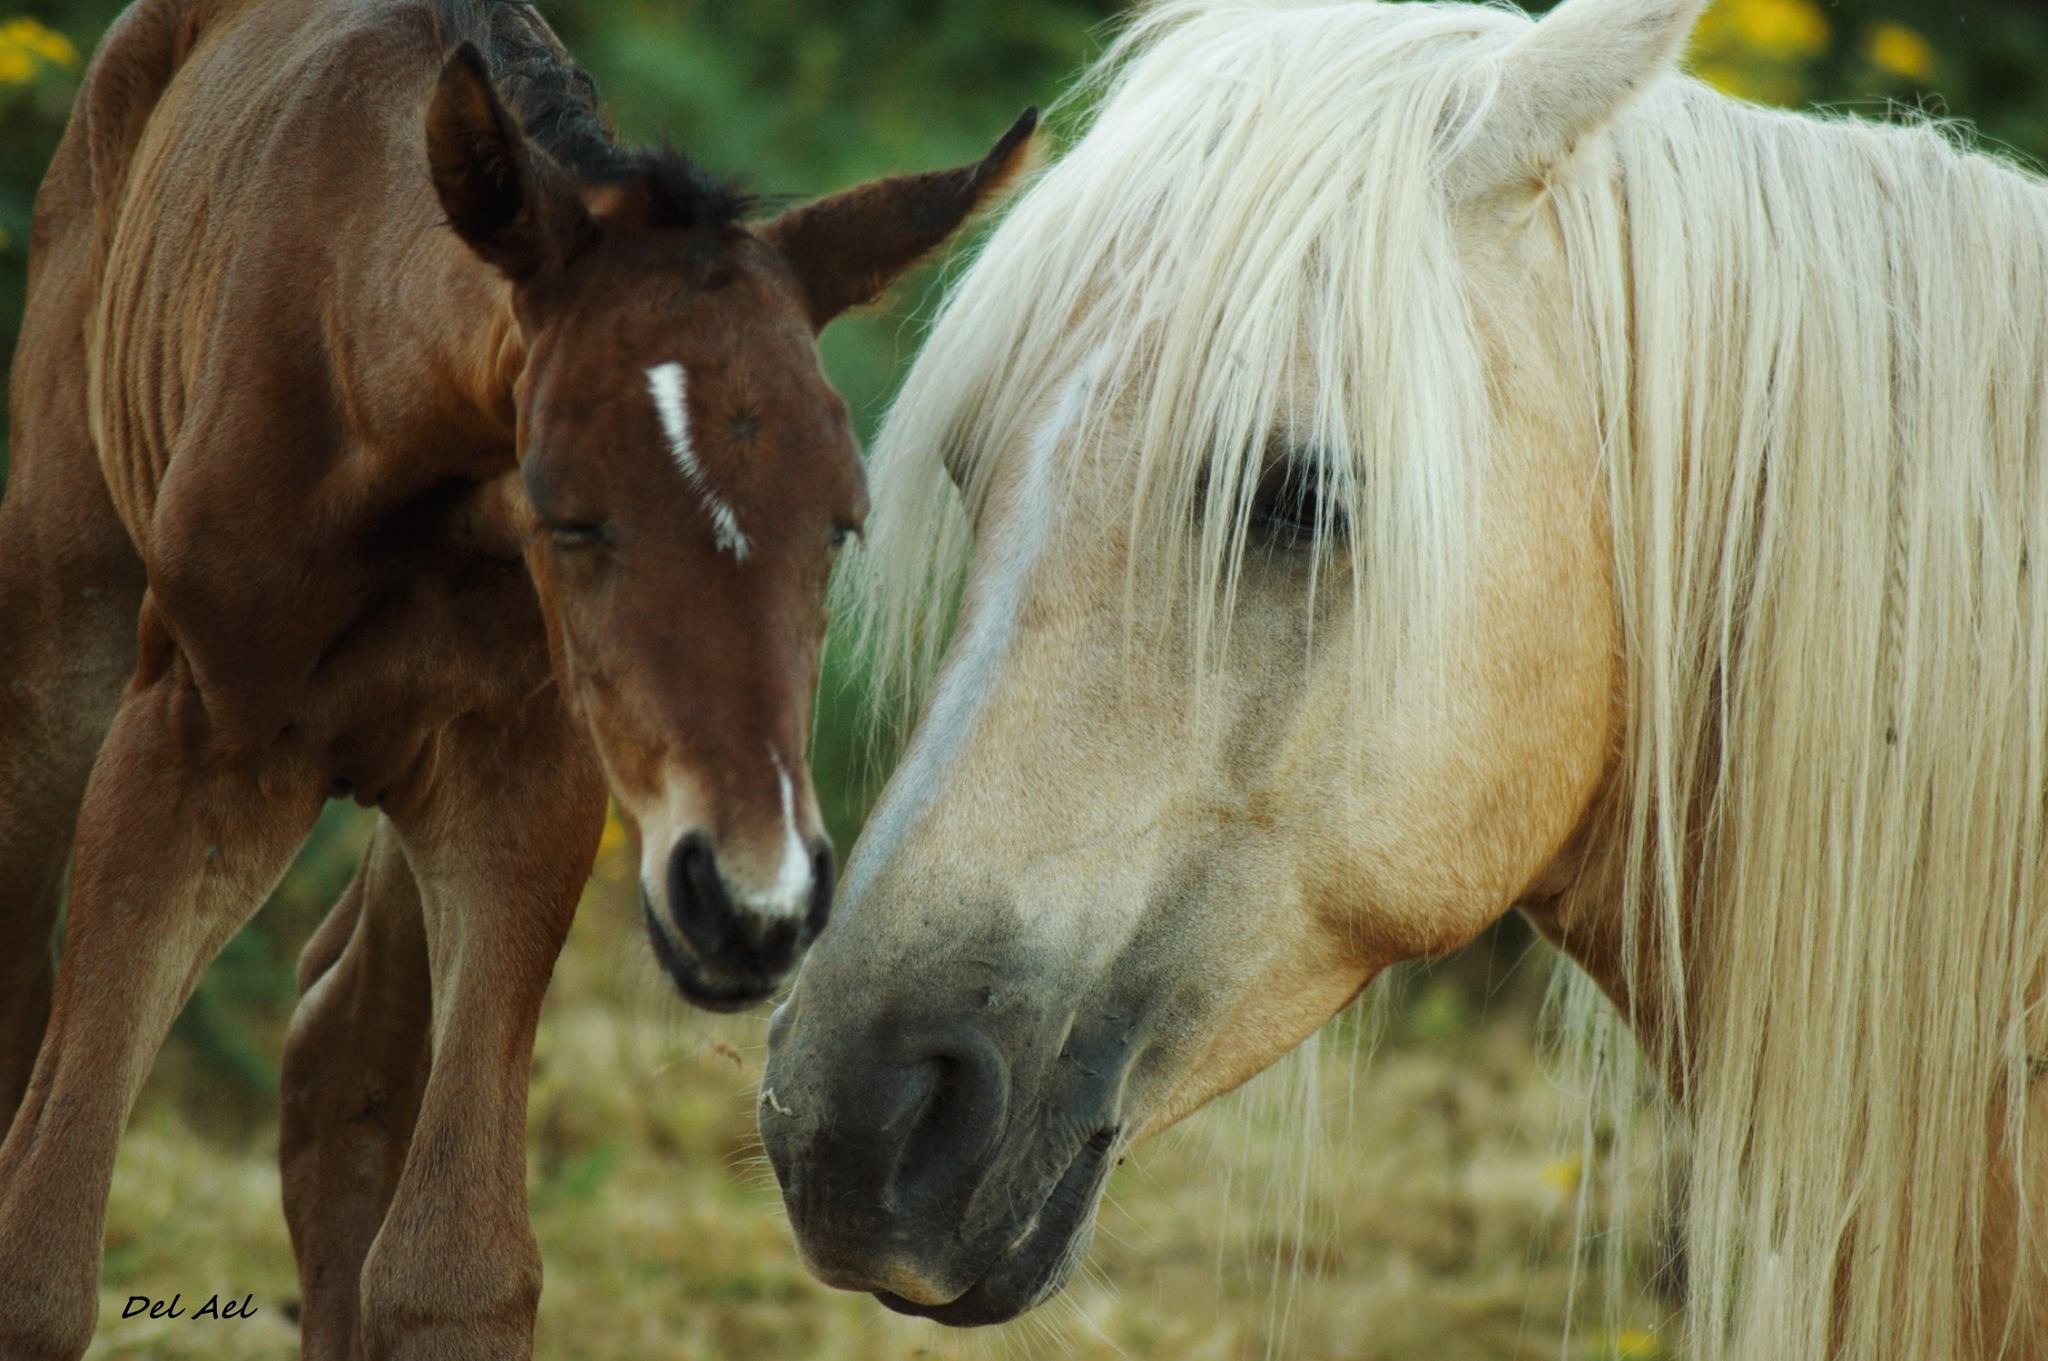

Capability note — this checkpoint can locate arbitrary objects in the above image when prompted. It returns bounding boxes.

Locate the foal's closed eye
[547,520,610,550]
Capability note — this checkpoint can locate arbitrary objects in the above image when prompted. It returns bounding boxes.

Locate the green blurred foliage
[0,0,2043,1092]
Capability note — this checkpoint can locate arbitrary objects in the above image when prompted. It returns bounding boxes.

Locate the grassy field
[91,823,1672,1361]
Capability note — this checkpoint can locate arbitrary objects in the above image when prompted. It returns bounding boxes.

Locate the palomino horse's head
[425,46,1033,1010]
[762,0,1710,1322]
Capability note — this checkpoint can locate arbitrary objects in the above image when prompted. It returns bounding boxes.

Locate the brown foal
[0,0,1031,1355]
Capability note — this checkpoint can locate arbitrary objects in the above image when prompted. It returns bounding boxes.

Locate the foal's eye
[830,520,861,550]
[547,521,609,551]
[1249,455,1339,551]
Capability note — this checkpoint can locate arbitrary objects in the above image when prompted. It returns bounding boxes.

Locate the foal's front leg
[355,702,605,1361]
[0,642,325,1360]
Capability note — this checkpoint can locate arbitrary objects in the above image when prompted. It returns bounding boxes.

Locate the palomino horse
[761,0,2048,1354]
[0,0,1029,1353]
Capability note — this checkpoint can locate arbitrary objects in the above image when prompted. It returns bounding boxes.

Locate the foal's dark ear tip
[992,107,1040,162]
[977,108,1041,194]
[440,40,490,84]
[430,42,499,124]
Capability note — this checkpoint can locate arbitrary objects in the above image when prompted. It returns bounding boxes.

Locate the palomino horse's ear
[1457,0,1705,193]
[759,108,1040,331]
[425,43,590,282]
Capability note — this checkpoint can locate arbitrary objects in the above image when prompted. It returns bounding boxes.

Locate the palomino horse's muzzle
[759,964,1134,1325]
[642,833,834,1011]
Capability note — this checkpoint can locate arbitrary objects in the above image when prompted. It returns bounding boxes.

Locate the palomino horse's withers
[763,0,2048,1354]
[0,0,1029,1354]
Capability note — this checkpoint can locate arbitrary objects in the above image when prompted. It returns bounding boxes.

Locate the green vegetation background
[0,4,2041,1354]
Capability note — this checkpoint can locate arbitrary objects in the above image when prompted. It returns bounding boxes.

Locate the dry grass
[91,849,1671,1361]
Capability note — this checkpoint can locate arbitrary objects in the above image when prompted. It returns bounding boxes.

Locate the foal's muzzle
[643,832,833,1011]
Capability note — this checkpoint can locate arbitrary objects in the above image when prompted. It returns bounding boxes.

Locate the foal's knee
[0,1256,95,1361]
[356,1212,542,1361]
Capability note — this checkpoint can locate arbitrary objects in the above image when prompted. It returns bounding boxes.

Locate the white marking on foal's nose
[747,749,814,920]
[646,361,750,559]
[632,754,813,926]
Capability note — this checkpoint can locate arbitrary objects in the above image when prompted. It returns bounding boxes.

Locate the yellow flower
[1606,1329,1664,1359]
[594,805,631,882]
[1722,0,1829,60]
[34,28,79,69]
[1867,21,1935,83]
[1540,1157,1582,1193]
[0,16,78,82]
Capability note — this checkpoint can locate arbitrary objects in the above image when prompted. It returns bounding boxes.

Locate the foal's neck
[320,221,534,561]
[365,224,528,471]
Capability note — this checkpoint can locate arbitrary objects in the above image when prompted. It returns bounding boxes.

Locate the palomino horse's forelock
[845,1,1497,733]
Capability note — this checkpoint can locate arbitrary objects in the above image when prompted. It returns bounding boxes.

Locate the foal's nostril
[664,835,826,980]
[667,833,732,961]
[805,841,836,941]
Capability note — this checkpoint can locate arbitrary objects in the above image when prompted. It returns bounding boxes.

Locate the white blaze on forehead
[844,350,1109,906]
[646,361,751,560]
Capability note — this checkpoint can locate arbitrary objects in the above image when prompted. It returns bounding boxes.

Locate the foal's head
[426,45,1032,1009]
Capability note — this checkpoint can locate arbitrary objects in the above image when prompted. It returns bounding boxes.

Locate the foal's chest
[307,475,554,802]
[315,474,552,736]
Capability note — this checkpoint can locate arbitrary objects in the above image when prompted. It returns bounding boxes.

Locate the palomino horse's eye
[1249,454,1340,551]
[547,521,609,551]
[830,520,862,550]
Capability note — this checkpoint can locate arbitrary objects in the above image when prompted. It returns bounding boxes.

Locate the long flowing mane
[849,0,2048,1354]
[1556,63,2048,1357]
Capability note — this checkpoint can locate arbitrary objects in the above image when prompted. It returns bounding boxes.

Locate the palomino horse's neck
[1518,768,1694,1096]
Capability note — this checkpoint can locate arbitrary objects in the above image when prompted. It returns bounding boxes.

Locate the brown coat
[0,0,1031,1354]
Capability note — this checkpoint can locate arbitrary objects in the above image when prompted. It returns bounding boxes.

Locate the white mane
[1565,61,2048,1361]
[848,1,2048,1355]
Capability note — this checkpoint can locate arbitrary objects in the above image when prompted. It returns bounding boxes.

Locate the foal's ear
[1458,0,1705,192]
[759,108,1040,331]
[426,43,590,282]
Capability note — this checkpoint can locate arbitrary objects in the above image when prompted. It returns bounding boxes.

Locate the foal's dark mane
[431,0,750,231]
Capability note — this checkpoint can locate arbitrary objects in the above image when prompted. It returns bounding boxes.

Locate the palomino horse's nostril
[893,1026,1011,1207]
